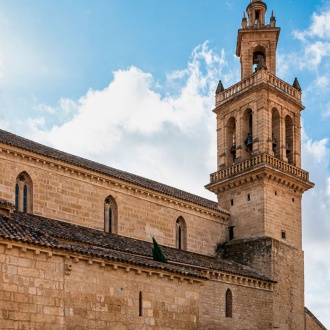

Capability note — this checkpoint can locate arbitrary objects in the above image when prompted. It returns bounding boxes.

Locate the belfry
[206,0,315,328]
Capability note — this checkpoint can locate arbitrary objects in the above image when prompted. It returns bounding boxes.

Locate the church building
[0,0,327,329]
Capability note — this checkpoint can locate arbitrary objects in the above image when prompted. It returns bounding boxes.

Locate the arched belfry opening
[272,108,280,157]
[285,115,294,164]
[226,117,236,166]
[243,109,253,159]
[253,46,267,72]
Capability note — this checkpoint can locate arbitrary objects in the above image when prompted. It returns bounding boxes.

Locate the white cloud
[26,42,229,199]
[302,129,330,327]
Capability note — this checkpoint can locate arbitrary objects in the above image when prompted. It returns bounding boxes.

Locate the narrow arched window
[226,289,233,318]
[176,217,187,250]
[14,172,33,213]
[104,196,118,234]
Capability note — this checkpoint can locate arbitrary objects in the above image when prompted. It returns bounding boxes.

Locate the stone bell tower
[206,0,314,328]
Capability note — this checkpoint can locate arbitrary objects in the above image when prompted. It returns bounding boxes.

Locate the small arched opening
[225,289,233,318]
[104,196,118,234]
[176,216,187,250]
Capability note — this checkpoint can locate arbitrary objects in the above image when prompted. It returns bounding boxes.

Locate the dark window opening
[255,10,260,20]
[292,198,295,202]
[275,191,277,196]
[178,225,182,250]
[226,289,233,318]
[15,184,19,212]
[176,217,187,250]
[23,185,28,213]
[229,226,235,241]
[281,231,286,239]
[104,196,118,234]
[230,199,234,206]
[139,291,143,316]
[247,194,251,201]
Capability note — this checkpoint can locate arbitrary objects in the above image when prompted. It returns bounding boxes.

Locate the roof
[0,211,273,282]
[0,129,228,215]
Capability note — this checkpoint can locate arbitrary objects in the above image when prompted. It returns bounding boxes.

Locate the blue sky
[0,0,329,327]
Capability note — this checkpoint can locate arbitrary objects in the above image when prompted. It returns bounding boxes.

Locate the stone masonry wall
[0,242,201,330]
[0,148,227,256]
[223,237,305,330]
[200,279,273,330]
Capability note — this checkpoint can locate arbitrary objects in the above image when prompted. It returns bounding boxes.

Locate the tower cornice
[215,69,303,110]
[206,153,314,194]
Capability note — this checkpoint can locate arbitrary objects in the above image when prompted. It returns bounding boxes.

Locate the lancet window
[14,172,33,213]
[225,289,233,318]
[104,196,118,234]
[176,217,187,250]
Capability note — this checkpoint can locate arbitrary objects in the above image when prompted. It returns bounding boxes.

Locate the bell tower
[206,1,314,328]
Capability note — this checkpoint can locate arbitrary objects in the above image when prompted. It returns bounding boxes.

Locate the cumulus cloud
[302,129,330,326]
[26,42,230,199]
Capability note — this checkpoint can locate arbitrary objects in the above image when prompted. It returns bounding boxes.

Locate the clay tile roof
[0,129,229,215]
[0,212,273,282]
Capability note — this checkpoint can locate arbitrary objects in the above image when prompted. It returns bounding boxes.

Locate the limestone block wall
[223,238,305,330]
[264,181,302,249]
[0,147,227,256]
[0,242,202,330]
[0,244,65,329]
[200,279,273,329]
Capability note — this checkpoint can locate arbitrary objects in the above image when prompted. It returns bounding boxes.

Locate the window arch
[104,196,118,234]
[225,289,233,318]
[176,217,187,250]
[15,172,33,213]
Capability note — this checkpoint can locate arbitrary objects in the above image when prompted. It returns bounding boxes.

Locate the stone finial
[293,77,302,91]
[215,80,225,94]
[242,12,247,28]
[270,10,276,27]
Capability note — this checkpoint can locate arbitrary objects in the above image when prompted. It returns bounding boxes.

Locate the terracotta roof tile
[0,129,228,215]
[0,212,272,282]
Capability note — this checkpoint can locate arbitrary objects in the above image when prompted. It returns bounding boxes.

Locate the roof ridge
[0,129,228,214]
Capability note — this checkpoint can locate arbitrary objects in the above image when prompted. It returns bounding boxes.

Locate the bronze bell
[245,133,253,149]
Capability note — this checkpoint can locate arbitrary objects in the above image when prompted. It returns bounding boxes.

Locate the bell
[245,133,253,149]
[286,143,291,154]
[230,143,236,155]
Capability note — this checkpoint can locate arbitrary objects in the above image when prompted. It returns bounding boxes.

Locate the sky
[0,0,329,326]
